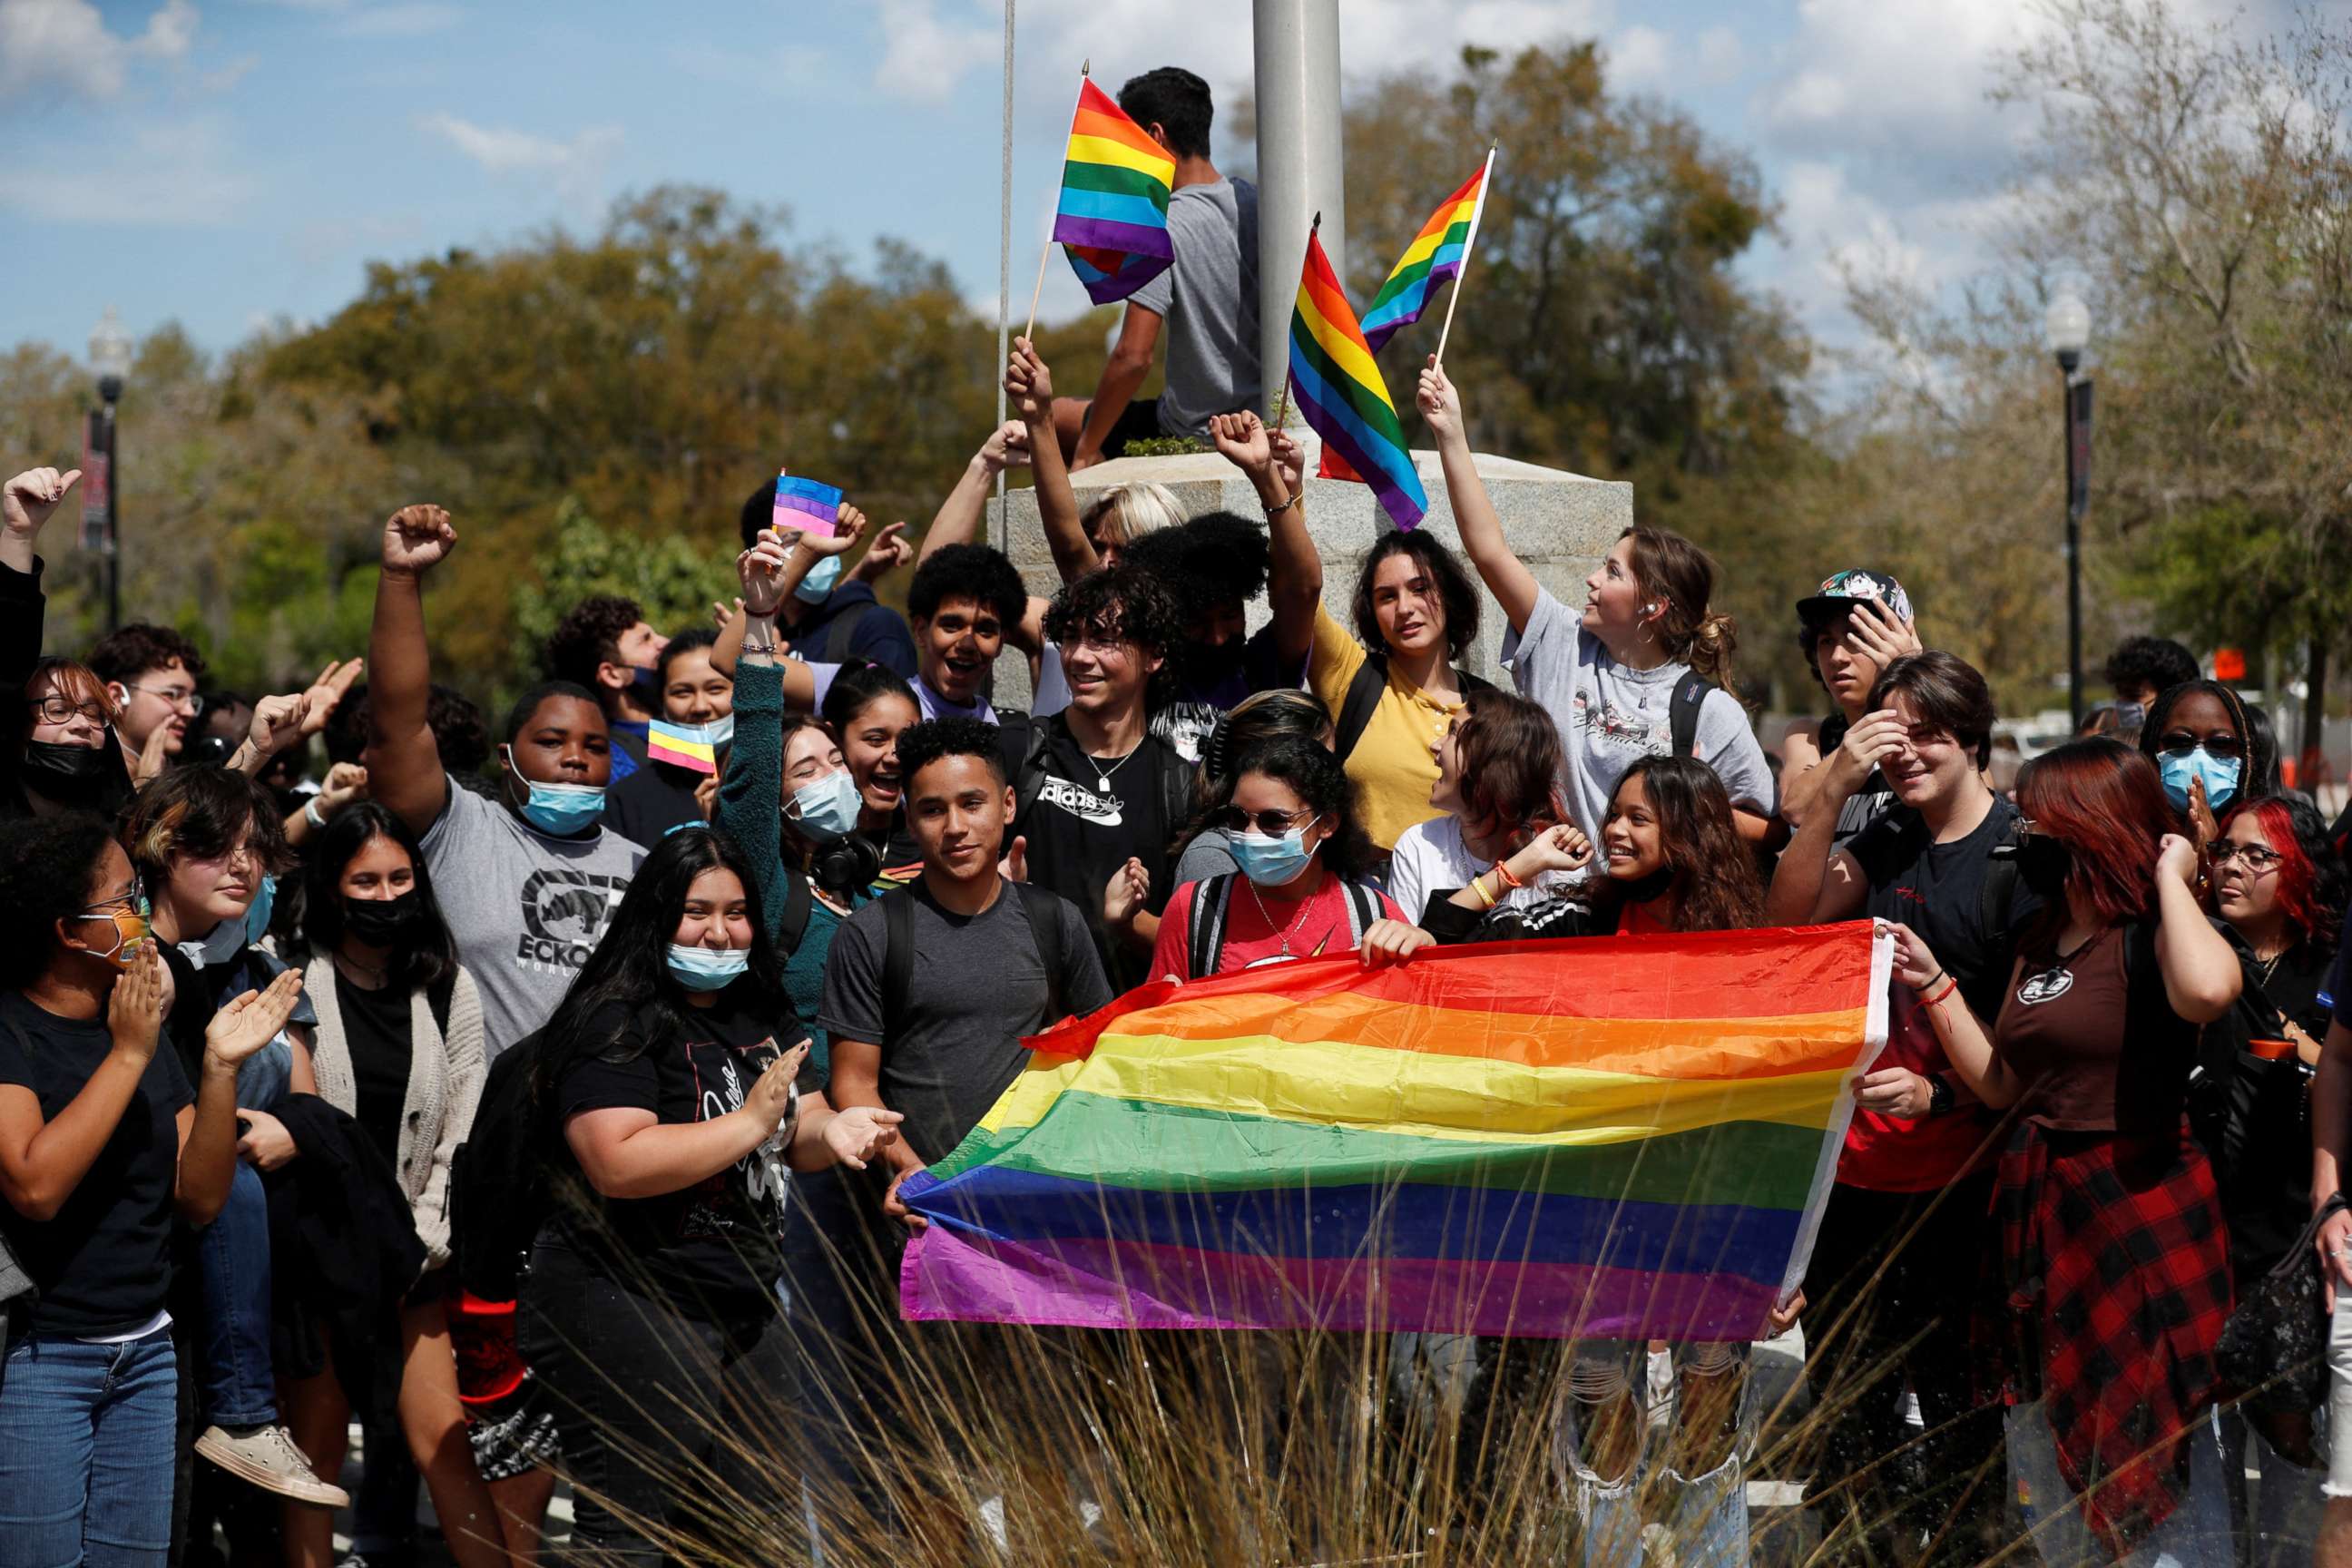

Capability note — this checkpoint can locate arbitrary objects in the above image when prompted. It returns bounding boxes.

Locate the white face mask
[178,917,248,970]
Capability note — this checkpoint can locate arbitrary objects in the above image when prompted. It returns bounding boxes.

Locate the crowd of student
[9,66,2352,1568]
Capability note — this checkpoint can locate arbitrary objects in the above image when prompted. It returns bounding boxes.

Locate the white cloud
[668,39,828,93]
[873,0,997,103]
[1605,24,1670,91]
[0,0,198,101]
[1695,24,1743,85]
[419,112,622,212]
[0,113,257,223]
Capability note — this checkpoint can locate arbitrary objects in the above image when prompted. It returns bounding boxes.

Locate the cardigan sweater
[302,955,486,1268]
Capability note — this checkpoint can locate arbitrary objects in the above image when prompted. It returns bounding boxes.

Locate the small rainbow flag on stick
[646,720,720,775]
[772,474,842,535]
[1361,151,1495,354]
[900,924,1887,1338]
[1288,218,1429,531]
[1050,75,1175,308]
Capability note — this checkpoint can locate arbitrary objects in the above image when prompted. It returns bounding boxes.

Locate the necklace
[1088,740,1144,796]
[1240,875,1319,959]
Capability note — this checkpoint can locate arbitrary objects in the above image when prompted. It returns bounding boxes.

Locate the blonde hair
[1080,482,1185,554]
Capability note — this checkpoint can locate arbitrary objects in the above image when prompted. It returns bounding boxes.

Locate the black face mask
[343,890,422,948]
[21,739,114,799]
[2016,837,2073,898]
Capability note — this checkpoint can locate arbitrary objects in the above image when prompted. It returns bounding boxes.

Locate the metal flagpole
[994,1,1015,548]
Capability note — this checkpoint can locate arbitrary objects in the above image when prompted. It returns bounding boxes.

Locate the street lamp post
[2044,290,2093,728]
[88,309,132,633]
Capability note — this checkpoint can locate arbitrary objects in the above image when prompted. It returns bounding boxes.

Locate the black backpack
[1184,872,1385,979]
[821,601,875,664]
[449,1029,553,1302]
[1333,654,1497,761]
[879,880,1081,1040]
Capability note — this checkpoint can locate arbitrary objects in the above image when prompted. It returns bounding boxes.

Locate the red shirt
[1152,876,1406,981]
[1837,988,1993,1191]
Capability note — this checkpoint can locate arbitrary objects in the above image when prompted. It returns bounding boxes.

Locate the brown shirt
[1994,921,2196,1135]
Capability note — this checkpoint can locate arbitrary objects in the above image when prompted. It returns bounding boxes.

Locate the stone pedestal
[984,435,1633,707]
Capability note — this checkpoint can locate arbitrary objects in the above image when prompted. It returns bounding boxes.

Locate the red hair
[2224,796,2328,946]
[2014,739,2171,927]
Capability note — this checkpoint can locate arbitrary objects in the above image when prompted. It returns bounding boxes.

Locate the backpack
[1665,672,1711,760]
[1184,871,1385,980]
[879,880,1080,1041]
[1334,654,1497,762]
[1000,711,1196,845]
[449,1030,553,1302]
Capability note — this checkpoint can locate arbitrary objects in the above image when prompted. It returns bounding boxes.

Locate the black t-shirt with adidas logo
[1012,720,1181,994]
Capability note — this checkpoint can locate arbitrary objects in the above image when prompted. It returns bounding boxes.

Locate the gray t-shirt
[418,776,647,1057]
[1172,828,1240,888]
[818,878,1111,1164]
[1501,588,1774,848]
[1129,177,1261,438]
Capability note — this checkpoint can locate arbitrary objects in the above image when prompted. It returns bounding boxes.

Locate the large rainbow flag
[900,924,1887,1340]
[1052,78,1176,306]
[1289,227,1429,531]
[1361,160,1490,353]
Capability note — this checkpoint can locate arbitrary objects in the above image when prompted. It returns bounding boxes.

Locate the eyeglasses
[125,683,199,712]
[74,879,149,918]
[30,694,113,726]
[1208,805,1317,836]
[2154,730,2244,760]
[2210,841,2284,872]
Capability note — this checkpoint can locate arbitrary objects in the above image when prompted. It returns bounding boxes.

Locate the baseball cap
[1796,568,1913,626]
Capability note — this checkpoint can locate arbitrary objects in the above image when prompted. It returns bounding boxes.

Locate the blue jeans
[194,1161,276,1427]
[0,1327,180,1567]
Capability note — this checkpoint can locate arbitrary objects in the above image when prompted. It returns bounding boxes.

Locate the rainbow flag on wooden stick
[1289,223,1429,530]
[1361,155,1493,353]
[901,924,1888,1339]
[1053,77,1175,305]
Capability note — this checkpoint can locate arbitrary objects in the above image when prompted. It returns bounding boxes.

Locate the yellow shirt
[1308,604,1468,851]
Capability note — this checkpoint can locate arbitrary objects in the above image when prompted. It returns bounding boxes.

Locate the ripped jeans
[1565,1339,1749,1568]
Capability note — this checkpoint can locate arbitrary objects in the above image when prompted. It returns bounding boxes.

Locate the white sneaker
[195,1424,350,1508]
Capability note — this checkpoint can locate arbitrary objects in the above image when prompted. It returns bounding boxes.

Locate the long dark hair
[818,659,919,733]
[1174,691,1334,867]
[1233,735,1379,886]
[532,828,788,1093]
[1584,755,1763,934]
[1350,532,1479,661]
[289,802,458,994]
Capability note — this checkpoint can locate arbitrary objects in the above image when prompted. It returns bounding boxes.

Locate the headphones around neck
[810,831,884,899]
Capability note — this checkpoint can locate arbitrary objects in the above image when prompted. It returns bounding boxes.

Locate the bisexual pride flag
[900,923,1887,1340]
[772,474,842,537]
[1053,78,1176,305]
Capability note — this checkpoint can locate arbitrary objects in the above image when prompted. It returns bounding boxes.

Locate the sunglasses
[1209,805,1318,836]
[2153,730,2244,760]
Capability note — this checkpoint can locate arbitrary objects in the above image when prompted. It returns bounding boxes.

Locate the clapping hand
[823,1105,905,1171]
[107,946,165,1058]
[203,968,307,1071]
[1103,857,1151,931]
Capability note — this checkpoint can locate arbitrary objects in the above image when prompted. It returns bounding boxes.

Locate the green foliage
[1120,436,1209,458]
[510,498,723,682]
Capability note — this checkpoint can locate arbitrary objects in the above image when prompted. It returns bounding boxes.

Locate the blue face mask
[794,553,842,604]
[788,769,862,841]
[504,750,607,835]
[1230,827,1317,888]
[241,873,277,946]
[2159,748,2241,813]
[666,943,750,991]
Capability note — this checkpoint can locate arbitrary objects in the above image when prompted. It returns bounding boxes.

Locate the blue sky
[0,0,2286,378]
